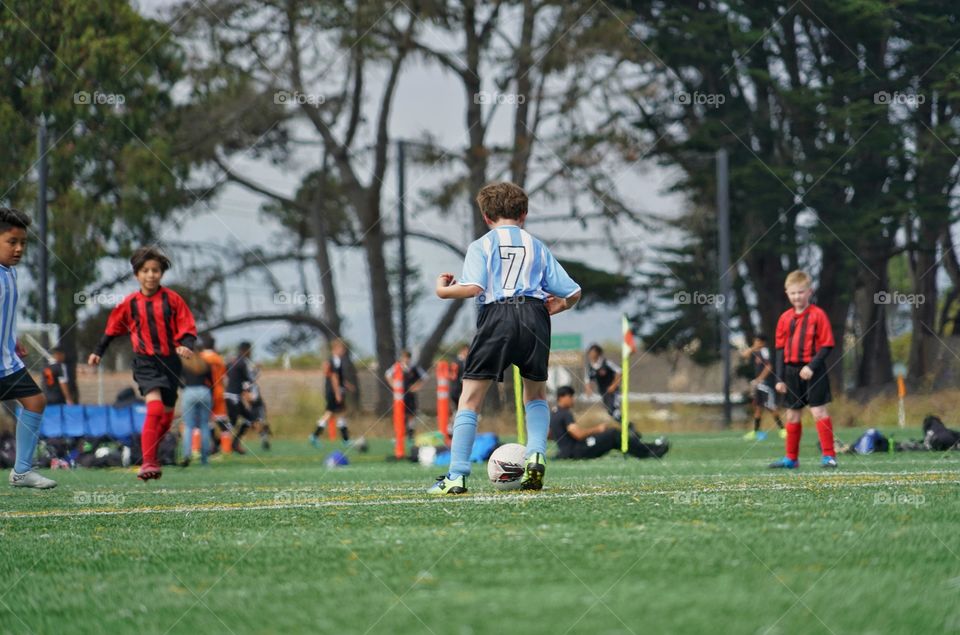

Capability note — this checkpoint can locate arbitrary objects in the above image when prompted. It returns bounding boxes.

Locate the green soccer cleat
[427,474,467,495]
[520,452,546,491]
[742,430,757,441]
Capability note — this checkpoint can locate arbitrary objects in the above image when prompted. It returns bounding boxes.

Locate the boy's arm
[541,246,581,314]
[171,292,198,350]
[808,346,832,373]
[775,348,785,386]
[91,302,129,360]
[545,289,580,315]
[435,273,483,300]
[807,311,835,373]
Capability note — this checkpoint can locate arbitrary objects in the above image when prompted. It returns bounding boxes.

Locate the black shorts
[226,398,255,425]
[325,388,345,413]
[133,354,182,407]
[464,299,551,382]
[753,383,779,411]
[0,368,42,401]
[783,364,831,410]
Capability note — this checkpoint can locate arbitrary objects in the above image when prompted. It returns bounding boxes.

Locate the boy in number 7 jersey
[429,182,581,494]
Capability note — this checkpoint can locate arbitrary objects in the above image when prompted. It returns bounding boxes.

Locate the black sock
[775,416,784,429]
[753,417,761,432]
[340,426,350,442]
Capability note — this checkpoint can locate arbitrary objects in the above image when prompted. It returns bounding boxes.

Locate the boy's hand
[88,354,101,366]
[176,345,193,359]
[436,273,455,297]
[775,381,787,394]
[799,365,813,380]
[545,295,566,315]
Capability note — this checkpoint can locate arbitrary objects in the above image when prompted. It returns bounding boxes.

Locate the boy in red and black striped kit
[88,247,198,480]
[769,270,837,469]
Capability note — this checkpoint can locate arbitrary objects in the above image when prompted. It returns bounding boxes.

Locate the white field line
[2,471,956,520]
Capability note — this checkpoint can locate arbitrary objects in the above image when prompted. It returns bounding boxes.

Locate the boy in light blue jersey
[0,208,56,489]
[429,182,581,494]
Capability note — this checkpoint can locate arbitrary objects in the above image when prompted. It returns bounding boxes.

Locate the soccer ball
[487,443,527,490]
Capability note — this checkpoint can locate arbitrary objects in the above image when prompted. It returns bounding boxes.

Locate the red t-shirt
[775,304,834,364]
[104,287,197,356]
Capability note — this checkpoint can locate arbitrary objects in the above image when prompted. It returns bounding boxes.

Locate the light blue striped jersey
[460,225,580,304]
[0,265,25,377]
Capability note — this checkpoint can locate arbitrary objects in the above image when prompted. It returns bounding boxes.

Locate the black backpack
[922,415,960,451]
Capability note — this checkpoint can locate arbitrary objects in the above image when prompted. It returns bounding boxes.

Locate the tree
[0,0,192,369]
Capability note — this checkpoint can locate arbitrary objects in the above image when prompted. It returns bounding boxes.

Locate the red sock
[785,422,802,461]
[816,417,835,457]
[160,410,174,437]
[141,401,165,466]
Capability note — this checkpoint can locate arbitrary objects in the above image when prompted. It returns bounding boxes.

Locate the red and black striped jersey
[775,304,834,364]
[101,287,197,356]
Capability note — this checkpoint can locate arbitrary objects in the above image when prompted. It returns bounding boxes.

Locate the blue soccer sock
[14,409,43,474]
[524,399,549,458]
[448,409,478,479]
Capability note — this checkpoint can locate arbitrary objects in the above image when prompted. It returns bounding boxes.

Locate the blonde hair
[784,270,812,289]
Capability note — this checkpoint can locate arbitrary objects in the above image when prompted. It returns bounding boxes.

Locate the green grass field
[2,430,958,635]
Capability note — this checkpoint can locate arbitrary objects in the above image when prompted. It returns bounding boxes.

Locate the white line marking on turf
[2,472,957,520]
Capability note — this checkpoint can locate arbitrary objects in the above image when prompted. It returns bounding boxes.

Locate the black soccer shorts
[0,367,42,401]
[463,298,551,382]
[782,363,831,410]
[132,354,182,407]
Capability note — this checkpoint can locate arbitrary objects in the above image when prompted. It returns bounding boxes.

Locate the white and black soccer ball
[487,443,527,490]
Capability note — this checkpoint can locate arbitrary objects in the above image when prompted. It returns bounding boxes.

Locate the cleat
[742,430,756,441]
[137,463,162,481]
[9,469,57,489]
[261,436,271,451]
[309,434,320,448]
[232,438,247,455]
[768,457,799,469]
[520,452,546,491]
[427,474,467,495]
[755,431,768,441]
[821,455,838,469]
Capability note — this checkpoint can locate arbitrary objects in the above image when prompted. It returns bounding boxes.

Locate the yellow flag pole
[514,365,525,444]
[621,315,630,454]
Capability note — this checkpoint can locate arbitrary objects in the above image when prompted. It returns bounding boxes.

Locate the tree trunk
[816,243,856,394]
[907,220,940,381]
[855,250,893,387]
[360,192,397,413]
[307,203,343,340]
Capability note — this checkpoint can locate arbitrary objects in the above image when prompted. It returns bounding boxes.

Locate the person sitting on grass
[549,386,668,460]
